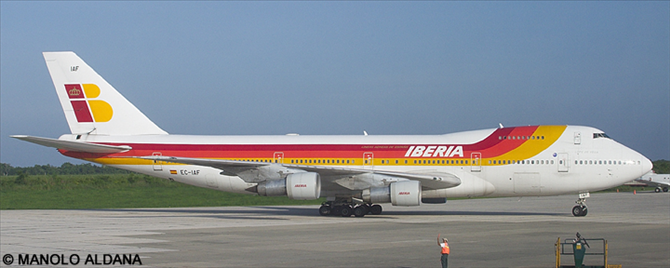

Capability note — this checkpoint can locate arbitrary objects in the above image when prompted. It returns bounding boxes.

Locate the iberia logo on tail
[64,84,113,123]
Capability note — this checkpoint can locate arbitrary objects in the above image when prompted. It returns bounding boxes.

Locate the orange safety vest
[441,242,450,254]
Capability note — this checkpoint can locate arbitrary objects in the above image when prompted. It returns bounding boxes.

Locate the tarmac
[1,192,668,267]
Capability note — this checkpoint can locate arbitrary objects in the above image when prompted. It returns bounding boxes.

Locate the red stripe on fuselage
[60,126,541,160]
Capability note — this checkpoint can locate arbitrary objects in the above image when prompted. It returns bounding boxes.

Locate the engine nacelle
[362,186,391,204]
[391,180,421,206]
[256,178,287,196]
[286,172,321,200]
[256,172,321,200]
[362,180,421,206]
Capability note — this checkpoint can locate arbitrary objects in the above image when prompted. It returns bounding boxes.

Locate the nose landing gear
[572,192,589,217]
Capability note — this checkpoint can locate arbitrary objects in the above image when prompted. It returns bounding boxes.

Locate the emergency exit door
[273,152,284,164]
[363,152,374,169]
[152,152,162,171]
[557,153,569,172]
[471,152,482,172]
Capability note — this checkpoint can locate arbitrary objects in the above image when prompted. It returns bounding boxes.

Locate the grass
[0,173,652,210]
[0,174,324,210]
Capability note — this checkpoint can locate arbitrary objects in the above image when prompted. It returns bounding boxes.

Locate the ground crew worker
[437,234,449,268]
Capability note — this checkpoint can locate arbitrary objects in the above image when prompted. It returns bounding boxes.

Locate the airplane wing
[141,156,461,190]
[635,178,670,188]
[11,135,131,154]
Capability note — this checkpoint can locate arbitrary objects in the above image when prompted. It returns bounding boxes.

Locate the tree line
[1,163,132,176]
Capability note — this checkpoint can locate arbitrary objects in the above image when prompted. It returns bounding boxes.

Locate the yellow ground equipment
[555,234,621,268]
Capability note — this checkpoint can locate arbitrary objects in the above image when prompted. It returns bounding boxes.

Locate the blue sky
[1,1,668,167]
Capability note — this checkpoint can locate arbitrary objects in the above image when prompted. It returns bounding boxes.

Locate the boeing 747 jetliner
[12,52,653,217]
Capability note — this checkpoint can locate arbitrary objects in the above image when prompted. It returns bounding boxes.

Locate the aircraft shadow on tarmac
[86,207,565,220]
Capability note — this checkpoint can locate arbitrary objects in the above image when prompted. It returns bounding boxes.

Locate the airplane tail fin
[43,51,167,136]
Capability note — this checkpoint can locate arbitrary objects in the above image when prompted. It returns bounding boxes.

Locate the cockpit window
[593,133,611,139]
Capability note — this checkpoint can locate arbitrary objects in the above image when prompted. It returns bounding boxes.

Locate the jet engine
[256,172,321,200]
[362,180,421,206]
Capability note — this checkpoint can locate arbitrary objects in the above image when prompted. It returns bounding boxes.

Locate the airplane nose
[641,157,653,175]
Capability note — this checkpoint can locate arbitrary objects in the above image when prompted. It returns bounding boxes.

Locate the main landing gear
[572,192,589,217]
[319,200,382,217]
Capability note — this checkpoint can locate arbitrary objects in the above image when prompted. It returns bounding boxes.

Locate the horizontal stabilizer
[11,135,131,154]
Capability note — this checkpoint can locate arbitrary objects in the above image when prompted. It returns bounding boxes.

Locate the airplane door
[273,152,284,164]
[574,132,581,145]
[363,152,374,169]
[471,152,482,172]
[152,152,163,171]
[557,153,569,172]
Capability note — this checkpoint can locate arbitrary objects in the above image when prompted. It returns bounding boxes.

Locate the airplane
[12,51,653,217]
[635,172,670,193]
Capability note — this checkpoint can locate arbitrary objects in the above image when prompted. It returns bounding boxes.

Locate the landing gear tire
[319,200,382,217]
[655,187,661,193]
[664,187,669,193]
[340,205,353,217]
[331,205,343,216]
[370,204,382,215]
[353,205,369,217]
[572,205,587,217]
[319,205,331,216]
[572,206,582,217]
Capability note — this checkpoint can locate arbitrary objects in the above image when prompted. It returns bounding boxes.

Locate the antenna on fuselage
[498,123,504,129]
